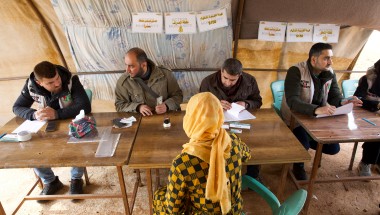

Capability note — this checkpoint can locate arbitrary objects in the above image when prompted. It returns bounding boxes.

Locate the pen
[362,118,376,126]
[0,133,6,139]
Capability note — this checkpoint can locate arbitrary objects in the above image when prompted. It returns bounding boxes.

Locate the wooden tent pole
[26,0,68,68]
[233,0,245,58]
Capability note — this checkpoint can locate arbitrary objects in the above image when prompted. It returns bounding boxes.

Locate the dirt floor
[0,142,379,215]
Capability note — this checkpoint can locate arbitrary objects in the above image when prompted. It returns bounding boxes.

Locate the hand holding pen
[341,96,363,107]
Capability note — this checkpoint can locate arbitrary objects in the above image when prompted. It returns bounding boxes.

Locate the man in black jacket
[13,61,91,201]
[199,58,264,184]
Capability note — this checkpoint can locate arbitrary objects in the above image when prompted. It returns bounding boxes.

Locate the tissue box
[69,116,96,138]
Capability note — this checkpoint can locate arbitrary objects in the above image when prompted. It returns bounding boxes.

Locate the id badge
[156,96,163,105]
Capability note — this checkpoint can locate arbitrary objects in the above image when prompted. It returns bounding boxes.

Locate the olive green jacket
[115,59,183,112]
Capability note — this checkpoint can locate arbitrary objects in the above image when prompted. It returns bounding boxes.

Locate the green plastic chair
[242,175,307,215]
[85,89,93,103]
[341,79,359,98]
[270,80,285,116]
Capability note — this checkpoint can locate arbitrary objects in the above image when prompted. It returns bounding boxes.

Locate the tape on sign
[17,131,32,141]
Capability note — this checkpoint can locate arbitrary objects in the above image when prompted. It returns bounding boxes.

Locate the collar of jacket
[129,59,165,84]
[210,70,252,89]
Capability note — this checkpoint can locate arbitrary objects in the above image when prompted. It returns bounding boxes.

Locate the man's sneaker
[37,176,64,203]
[357,161,372,176]
[70,179,84,202]
[293,164,308,181]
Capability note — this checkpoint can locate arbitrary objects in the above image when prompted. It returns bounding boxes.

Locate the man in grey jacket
[281,43,362,180]
[115,47,183,116]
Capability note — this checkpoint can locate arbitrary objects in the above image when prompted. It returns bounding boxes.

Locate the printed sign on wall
[165,12,197,34]
[258,21,287,42]
[132,12,163,33]
[286,23,313,42]
[196,8,228,32]
[313,24,340,43]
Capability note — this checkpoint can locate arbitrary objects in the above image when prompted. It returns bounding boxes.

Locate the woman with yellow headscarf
[153,92,251,214]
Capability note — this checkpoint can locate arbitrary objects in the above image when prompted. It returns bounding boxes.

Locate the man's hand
[139,104,153,116]
[34,106,57,121]
[341,96,363,106]
[314,104,336,115]
[220,100,232,110]
[155,103,167,115]
[235,101,246,109]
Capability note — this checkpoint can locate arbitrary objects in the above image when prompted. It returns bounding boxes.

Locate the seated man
[115,47,183,116]
[354,59,380,176]
[13,61,91,201]
[199,58,263,182]
[153,92,251,214]
[281,43,362,180]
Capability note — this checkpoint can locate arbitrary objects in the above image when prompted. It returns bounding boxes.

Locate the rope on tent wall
[26,0,67,68]
[233,0,245,58]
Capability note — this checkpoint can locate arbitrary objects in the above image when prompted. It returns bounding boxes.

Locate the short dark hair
[308,43,333,60]
[33,61,57,80]
[126,47,148,63]
[222,58,243,75]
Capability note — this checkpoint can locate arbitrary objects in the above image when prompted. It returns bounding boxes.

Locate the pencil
[362,118,376,126]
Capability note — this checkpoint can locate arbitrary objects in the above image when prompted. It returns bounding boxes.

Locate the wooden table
[291,107,380,214]
[0,112,141,215]
[128,108,310,214]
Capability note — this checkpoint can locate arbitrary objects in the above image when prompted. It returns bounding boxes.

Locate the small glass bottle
[163,117,171,128]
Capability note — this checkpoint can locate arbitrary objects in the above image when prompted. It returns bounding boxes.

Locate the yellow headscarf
[182,92,232,214]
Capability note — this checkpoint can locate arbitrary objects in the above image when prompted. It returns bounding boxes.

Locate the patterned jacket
[153,132,251,214]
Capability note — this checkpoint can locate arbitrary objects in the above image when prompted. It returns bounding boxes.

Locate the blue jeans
[34,167,84,184]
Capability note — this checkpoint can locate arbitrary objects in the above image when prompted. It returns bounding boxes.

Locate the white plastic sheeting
[52,0,233,101]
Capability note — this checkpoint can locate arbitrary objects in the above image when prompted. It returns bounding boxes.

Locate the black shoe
[293,164,308,181]
[37,176,64,203]
[70,179,84,202]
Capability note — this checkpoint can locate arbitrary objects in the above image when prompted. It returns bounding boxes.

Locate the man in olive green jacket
[115,48,183,116]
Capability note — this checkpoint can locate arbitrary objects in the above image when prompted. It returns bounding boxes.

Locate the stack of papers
[224,103,256,122]
[12,120,46,133]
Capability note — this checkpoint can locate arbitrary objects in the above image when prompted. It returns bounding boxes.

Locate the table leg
[276,163,290,201]
[155,169,160,191]
[0,201,5,215]
[116,166,130,215]
[303,142,323,214]
[146,169,153,215]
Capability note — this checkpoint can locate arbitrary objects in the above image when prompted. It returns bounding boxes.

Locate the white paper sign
[286,23,313,42]
[132,12,163,33]
[313,24,340,43]
[258,21,287,42]
[165,12,197,34]
[196,8,228,32]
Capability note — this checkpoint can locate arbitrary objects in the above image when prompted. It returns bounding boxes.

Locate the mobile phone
[156,96,163,105]
[45,121,57,132]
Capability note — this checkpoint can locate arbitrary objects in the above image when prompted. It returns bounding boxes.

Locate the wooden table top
[292,107,380,144]
[128,109,310,169]
[0,112,141,168]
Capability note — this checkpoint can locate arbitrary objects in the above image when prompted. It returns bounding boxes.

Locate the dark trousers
[362,142,380,164]
[246,165,260,178]
[293,126,340,167]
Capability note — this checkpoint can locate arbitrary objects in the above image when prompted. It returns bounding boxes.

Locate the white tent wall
[0,0,376,127]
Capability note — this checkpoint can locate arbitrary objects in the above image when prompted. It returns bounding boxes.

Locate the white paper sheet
[224,110,256,122]
[12,120,46,133]
[227,103,245,118]
[316,103,353,118]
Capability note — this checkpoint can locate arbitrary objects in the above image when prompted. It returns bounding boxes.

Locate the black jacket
[13,65,91,120]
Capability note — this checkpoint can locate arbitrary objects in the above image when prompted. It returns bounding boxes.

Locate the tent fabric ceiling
[232,0,380,39]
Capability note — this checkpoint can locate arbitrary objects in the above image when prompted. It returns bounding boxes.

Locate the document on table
[316,103,353,118]
[12,120,46,133]
[224,103,256,122]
